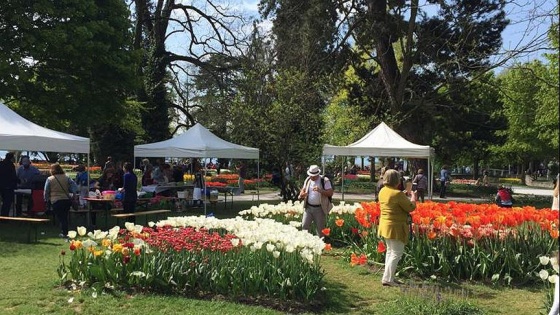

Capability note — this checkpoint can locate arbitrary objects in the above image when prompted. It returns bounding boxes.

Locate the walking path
[239,184,553,204]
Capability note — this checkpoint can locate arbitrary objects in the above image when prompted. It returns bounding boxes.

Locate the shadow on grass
[321,276,365,314]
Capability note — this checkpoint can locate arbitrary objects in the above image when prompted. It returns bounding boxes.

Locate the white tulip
[77,226,87,236]
[539,269,549,280]
[539,256,550,266]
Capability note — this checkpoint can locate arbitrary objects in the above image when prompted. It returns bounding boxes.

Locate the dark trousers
[439,182,447,198]
[123,200,136,224]
[1,189,14,216]
[16,193,33,216]
[52,199,71,236]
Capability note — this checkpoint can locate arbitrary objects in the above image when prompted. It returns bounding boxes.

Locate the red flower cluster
[206,182,227,187]
[137,226,240,253]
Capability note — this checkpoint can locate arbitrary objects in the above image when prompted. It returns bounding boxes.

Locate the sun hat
[307,165,321,176]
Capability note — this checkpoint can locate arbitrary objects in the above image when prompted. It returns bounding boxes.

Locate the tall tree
[0,0,137,133]
[132,0,245,143]
[337,0,508,143]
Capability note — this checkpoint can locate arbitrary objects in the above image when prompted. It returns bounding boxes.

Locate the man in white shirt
[299,165,334,238]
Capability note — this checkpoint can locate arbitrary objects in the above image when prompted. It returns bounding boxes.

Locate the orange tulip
[322,228,331,236]
[427,231,437,240]
[335,218,344,227]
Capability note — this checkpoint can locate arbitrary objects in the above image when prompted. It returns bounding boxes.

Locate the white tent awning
[134,123,259,159]
[0,102,90,153]
[322,122,433,158]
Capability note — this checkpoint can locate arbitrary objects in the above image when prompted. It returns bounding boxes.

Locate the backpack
[320,176,333,203]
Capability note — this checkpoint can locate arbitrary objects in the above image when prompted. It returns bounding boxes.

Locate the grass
[0,190,552,314]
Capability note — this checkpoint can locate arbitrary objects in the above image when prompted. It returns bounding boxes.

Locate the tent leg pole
[341,157,345,201]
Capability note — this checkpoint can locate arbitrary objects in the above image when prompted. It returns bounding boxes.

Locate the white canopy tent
[323,122,435,199]
[134,123,259,159]
[0,102,90,154]
[134,123,260,213]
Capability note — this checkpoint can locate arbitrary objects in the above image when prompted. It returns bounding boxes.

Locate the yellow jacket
[377,186,416,244]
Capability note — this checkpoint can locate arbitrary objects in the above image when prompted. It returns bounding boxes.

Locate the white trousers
[382,238,405,284]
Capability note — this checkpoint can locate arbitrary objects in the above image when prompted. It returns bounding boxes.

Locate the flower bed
[58,218,326,302]
[240,201,559,284]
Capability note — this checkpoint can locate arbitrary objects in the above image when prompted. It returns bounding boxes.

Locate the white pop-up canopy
[134,123,259,159]
[323,122,433,158]
[0,102,90,153]
[323,122,434,198]
[134,123,260,214]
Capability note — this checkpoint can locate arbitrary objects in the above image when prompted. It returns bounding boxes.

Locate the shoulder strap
[53,175,72,199]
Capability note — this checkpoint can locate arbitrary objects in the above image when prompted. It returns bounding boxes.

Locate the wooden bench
[0,216,51,242]
[69,208,123,228]
[111,209,171,225]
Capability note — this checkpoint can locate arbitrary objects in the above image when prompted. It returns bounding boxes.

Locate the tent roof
[0,102,90,153]
[322,122,433,158]
[134,123,259,159]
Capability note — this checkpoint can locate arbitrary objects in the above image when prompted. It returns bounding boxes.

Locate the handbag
[53,175,80,210]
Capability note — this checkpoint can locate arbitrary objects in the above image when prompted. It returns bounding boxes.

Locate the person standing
[377,169,416,286]
[44,164,78,239]
[74,164,89,208]
[439,165,451,198]
[121,162,138,223]
[548,250,560,315]
[237,161,247,193]
[299,165,334,238]
[104,156,114,171]
[284,162,293,181]
[552,175,559,211]
[0,152,18,216]
[15,155,40,216]
[411,169,428,202]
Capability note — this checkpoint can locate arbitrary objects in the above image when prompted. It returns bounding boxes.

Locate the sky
[166,0,557,70]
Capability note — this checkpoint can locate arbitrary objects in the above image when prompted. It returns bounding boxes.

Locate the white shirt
[306,177,332,205]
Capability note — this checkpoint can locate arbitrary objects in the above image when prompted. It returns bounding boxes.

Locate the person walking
[298,165,334,238]
[44,164,78,239]
[411,169,428,202]
[439,165,451,198]
[0,152,18,216]
[237,161,247,193]
[378,169,416,286]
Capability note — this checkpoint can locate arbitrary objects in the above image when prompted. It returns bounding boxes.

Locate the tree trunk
[367,0,401,112]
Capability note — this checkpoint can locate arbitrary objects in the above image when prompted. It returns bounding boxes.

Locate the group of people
[0,153,42,217]
[0,152,139,240]
[299,164,415,287]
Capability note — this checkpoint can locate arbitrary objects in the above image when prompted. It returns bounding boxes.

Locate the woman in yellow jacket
[378,169,416,286]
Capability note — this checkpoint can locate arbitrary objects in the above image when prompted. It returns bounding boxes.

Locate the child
[495,185,514,208]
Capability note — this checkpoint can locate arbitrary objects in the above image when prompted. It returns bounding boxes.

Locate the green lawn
[0,194,551,314]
